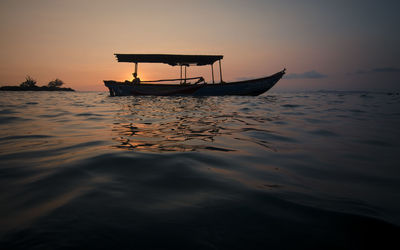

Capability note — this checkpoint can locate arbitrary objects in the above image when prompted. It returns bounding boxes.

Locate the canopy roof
[114,54,223,66]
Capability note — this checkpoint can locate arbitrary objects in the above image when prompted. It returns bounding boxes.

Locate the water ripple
[1,91,400,249]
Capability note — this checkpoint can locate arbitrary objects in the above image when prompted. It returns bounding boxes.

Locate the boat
[104,54,285,96]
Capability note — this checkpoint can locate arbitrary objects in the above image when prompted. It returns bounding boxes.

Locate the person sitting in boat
[132,72,141,84]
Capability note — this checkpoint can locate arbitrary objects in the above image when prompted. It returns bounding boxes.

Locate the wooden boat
[104,54,285,96]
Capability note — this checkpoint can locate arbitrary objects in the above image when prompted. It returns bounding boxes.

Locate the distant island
[0,85,75,91]
[0,76,75,91]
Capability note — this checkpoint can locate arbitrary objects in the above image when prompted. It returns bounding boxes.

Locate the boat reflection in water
[110,96,279,153]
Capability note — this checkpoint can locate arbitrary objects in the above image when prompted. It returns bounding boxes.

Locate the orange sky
[1,0,399,91]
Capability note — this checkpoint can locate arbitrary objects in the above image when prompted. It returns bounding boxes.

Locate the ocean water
[0,91,399,249]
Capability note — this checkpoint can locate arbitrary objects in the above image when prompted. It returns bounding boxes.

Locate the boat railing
[141,76,205,85]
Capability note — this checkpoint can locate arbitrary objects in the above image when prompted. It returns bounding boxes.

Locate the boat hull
[104,69,285,96]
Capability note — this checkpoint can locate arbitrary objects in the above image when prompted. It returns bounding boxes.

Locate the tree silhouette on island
[0,76,75,91]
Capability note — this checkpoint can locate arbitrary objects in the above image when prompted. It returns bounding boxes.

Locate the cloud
[284,70,327,80]
[371,67,400,73]
[353,67,400,75]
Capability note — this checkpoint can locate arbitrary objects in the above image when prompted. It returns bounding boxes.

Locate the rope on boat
[141,76,204,84]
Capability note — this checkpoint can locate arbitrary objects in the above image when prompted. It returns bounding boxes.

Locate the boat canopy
[114,54,223,66]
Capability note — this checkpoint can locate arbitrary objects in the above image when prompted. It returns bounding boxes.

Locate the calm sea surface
[0,91,399,249]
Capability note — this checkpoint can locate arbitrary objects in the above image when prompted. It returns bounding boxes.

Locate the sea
[0,90,399,249]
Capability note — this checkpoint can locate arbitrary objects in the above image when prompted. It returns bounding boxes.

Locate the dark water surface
[1,91,399,249]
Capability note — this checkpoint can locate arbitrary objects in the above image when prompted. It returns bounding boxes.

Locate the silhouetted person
[132,72,141,84]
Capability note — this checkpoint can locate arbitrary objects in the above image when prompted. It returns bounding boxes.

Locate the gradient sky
[1,0,399,91]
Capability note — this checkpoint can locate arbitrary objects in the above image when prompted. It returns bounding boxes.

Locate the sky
[1,0,399,91]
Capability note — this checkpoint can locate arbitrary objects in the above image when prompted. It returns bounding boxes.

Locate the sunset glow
[1,0,399,91]
[1,1,400,248]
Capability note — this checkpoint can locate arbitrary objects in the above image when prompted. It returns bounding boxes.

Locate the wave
[1,91,400,249]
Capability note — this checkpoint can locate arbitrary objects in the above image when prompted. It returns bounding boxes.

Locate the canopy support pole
[218,59,223,83]
[211,63,215,84]
[184,66,187,84]
[134,62,138,77]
